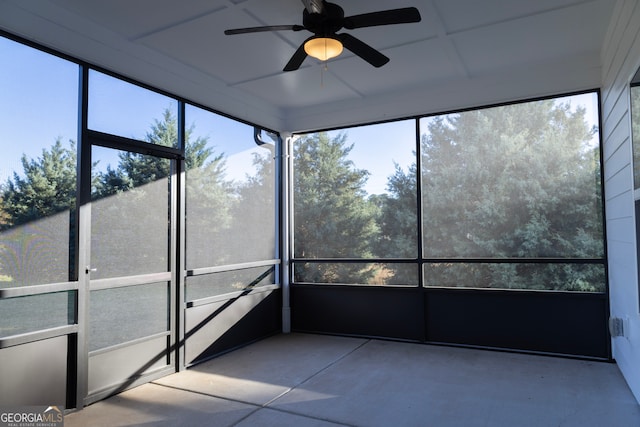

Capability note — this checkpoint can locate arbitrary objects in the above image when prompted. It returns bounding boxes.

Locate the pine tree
[95,108,212,196]
[0,108,225,282]
[185,148,234,269]
[0,139,77,285]
[376,99,604,291]
[293,132,378,283]
[371,163,418,284]
[89,108,229,274]
[233,147,276,263]
[1,139,77,229]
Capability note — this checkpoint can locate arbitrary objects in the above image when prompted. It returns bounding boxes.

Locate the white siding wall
[601,0,640,404]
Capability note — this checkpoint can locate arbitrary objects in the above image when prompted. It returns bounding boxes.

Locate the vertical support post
[175,101,186,371]
[415,117,427,342]
[280,133,292,333]
[75,65,91,408]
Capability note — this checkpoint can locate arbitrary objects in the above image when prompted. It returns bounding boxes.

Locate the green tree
[374,99,604,290]
[0,108,229,283]
[94,108,212,197]
[88,108,232,274]
[416,100,603,290]
[233,146,276,263]
[0,139,77,284]
[185,146,234,268]
[293,132,378,283]
[1,139,76,229]
[371,163,418,284]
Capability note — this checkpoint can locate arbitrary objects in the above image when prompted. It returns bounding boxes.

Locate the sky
[1,35,601,196]
[310,119,417,195]
[0,36,265,185]
[0,37,78,182]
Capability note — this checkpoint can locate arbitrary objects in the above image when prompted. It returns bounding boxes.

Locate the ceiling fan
[224,0,421,72]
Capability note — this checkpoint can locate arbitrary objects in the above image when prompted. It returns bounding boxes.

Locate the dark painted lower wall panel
[291,285,424,341]
[425,288,610,359]
[291,285,609,359]
[186,288,282,366]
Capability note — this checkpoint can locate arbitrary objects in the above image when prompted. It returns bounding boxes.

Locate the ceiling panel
[434,0,593,34]
[451,0,611,76]
[236,0,309,27]
[138,7,298,84]
[327,38,463,96]
[55,0,228,39]
[0,0,617,132]
[235,64,359,109]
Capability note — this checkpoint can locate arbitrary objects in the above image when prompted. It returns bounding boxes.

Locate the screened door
[85,145,176,403]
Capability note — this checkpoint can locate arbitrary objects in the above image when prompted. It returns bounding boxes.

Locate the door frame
[75,69,184,405]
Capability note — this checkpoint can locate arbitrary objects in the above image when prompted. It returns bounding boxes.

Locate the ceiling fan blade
[301,0,324,14]
[224,25,304,35]
[343,7,421,30]
[283,39,312,72]
[336,33,389,67]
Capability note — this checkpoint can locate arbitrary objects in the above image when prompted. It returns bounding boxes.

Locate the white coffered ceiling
[0,0,616,132]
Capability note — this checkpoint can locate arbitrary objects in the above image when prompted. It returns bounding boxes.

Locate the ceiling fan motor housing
[303,2,344,37]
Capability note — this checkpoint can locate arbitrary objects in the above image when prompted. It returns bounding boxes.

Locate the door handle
[86,266,97,274]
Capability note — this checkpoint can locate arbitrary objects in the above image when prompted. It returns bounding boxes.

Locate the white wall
[601,0,640,404]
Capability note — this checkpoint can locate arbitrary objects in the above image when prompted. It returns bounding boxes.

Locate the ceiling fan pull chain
[320,61,330,88]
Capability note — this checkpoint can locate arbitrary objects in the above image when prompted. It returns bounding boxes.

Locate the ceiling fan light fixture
[304,37,343,61]
[224,2,422,71]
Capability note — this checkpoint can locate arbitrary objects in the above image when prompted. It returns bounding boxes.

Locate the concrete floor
[65,333,640,427]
